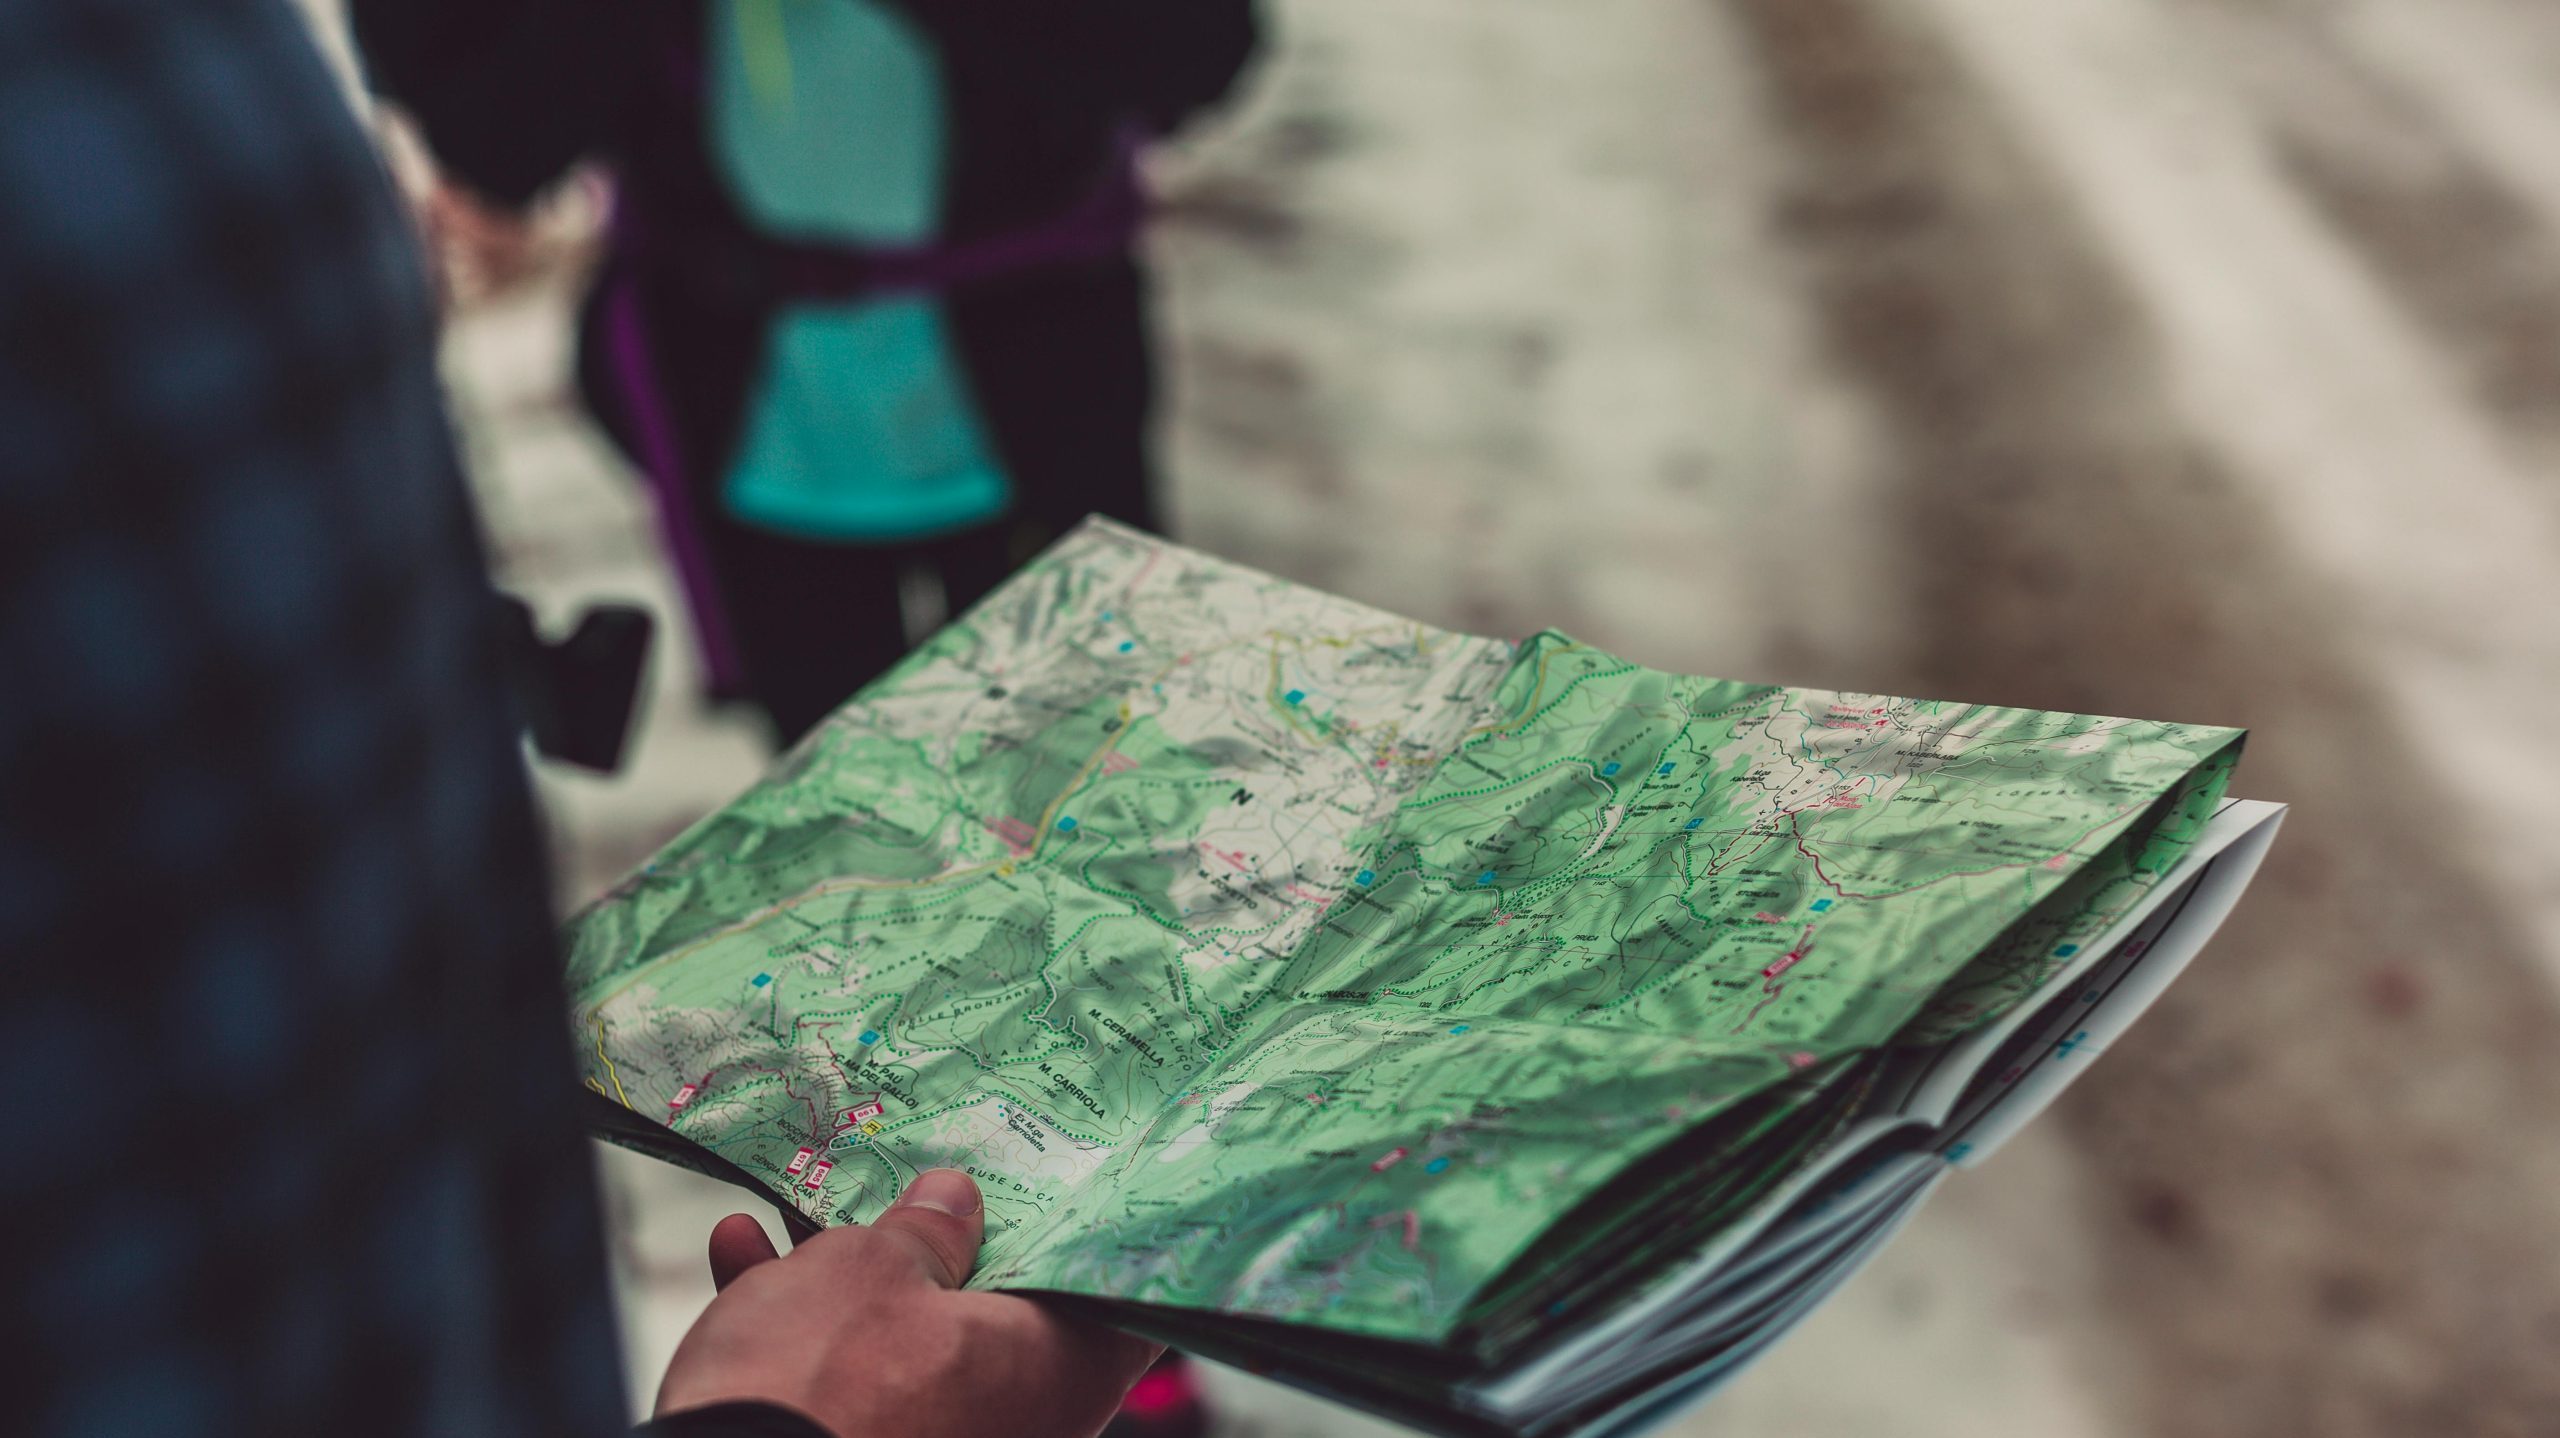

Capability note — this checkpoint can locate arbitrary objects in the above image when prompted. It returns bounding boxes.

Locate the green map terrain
[565,520,2239,1344]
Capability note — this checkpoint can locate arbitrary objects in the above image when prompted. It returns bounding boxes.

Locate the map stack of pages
[569,518,2283,1438]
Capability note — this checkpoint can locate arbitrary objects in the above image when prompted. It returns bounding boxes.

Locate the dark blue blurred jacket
[0,3,811,1435]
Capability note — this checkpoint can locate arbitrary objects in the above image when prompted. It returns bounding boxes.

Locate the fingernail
[894,1168,981,1217]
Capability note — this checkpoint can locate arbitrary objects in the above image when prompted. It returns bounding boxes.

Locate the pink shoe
[1103,1352,1212,1438]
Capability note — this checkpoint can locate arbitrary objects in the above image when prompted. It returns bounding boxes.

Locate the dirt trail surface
[431,1,2560,1431]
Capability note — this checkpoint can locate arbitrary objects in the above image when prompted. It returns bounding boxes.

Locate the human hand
[418,181,545,301]
[655,1170,1163,1438]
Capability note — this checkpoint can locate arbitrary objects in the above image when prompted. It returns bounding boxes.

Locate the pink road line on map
[1120,548,1163,602]
[1399,1210,1422,1251]
[1362,1208,1423,1252]
[1286,883,1332,911]
[676,1058,812,1135]
[731,1060,828,1142]
[1820,703,1888,730]
[1200,842,1252,873]
[1762,926,1816,981]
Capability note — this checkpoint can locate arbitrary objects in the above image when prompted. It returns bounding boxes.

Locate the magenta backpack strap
[743,126,1152,304]
[598,264,749,698]
[855,127,1150,296]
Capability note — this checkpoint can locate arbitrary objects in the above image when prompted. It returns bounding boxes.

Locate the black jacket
[353,0,1261,543]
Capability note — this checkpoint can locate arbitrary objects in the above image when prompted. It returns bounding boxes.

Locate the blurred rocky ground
[332,0,2560,1432]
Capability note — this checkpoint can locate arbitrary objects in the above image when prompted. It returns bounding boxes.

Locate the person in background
[0,3,1157,1435]
[351,0,1262,745]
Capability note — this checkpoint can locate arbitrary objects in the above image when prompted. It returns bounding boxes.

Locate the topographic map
[566,519,2240,1344]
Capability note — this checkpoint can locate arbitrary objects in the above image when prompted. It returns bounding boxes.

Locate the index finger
[965,1291,1168,1430]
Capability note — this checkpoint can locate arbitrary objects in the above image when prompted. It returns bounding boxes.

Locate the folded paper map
[567,518,2281,1437]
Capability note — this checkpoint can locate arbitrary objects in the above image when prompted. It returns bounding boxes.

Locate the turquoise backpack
[705,0,1012,541]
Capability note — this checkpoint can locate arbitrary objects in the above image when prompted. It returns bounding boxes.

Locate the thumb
[706,1213,780,1291]
[866,1168,985,1289]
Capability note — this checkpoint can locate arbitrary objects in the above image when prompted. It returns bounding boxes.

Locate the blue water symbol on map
[1601,761,1621,777]
[1119,640,1135,652]
[1100,611,1115,622]
[2057,1030,2091,1057]
[2054,943,2080,957]
[1356,869,1375,885]
[1285,689,1306,705]
[1477,870,1496,885]
[1810,899,1833,913]
[1425,1156,1452,1174]
[751,973,772,988]
[1658,762,1675,776]
[858,1029,880,1045]
[1057,816,1078,832]
[1448,1024,1470,1035]
[1685,818,1703,830]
